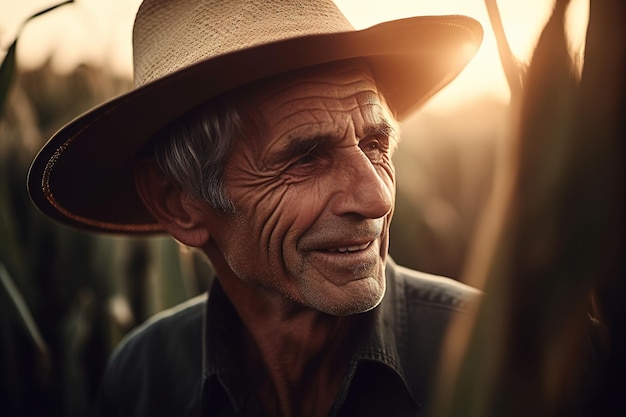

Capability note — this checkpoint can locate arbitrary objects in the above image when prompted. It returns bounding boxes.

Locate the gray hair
[150,97,244,214]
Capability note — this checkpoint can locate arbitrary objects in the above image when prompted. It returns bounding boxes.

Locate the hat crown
[132,0,354,86]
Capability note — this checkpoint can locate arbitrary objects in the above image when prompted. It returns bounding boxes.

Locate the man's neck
[217,272,362,417]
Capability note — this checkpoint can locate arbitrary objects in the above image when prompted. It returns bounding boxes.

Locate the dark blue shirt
[96,259,479,416]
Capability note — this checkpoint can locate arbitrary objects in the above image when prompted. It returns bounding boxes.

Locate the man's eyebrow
[363,119,399,142]
[271,135,328,163]
[371,120,394,135]
[287,136,324,155]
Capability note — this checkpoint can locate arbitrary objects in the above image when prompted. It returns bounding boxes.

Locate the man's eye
[288,141,321,168]
[293,153,316,166]
[361,138,387,162]
[364,140,381,151]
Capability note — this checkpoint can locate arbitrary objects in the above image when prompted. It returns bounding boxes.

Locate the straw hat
[28,0,482,234]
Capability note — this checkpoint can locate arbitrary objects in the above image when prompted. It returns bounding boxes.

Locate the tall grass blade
[0,262,49,368]
[0,0,74,117]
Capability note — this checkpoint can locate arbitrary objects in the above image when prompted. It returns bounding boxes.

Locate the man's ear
[134,158,210,248]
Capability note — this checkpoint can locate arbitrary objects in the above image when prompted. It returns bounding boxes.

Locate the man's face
[209,61,397,316]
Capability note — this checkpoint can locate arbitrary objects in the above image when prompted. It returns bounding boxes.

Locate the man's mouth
[323,241,372,254]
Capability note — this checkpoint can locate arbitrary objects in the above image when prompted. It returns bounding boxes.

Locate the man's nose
[329,151,394,219]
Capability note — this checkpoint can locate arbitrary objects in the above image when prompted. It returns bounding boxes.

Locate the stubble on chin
[300,263,387,316]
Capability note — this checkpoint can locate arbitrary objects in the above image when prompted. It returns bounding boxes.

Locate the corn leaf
[0,0,74,117]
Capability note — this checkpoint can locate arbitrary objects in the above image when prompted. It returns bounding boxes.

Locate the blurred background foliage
[0,53,498,417]
[432,0,625,416]
[0,61,218,416]
[0,1,623,416]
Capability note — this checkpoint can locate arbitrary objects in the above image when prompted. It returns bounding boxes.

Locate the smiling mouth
[323,241,372,254]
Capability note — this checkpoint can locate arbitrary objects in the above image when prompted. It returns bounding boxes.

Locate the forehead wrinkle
[258,75,379,114]
[270,106,347,142]
[282,122,336,143]
[267,86,381,117]
[269,93,383,139]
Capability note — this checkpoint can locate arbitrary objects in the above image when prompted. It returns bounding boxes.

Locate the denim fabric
[96,258,479,416]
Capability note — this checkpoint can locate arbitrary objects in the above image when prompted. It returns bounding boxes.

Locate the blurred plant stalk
[0,262,50,369]
[0,2,214,415]
[432,0,625,416]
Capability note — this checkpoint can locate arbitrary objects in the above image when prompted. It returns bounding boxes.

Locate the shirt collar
[353,257,421,406]
[202,281,254,414]
[201,258,419,412]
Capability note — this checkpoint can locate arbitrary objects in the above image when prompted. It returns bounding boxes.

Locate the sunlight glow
[335,0,589,109]
[1,0,589,111]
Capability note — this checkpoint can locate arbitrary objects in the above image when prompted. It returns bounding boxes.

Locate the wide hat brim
[28,15,482,234]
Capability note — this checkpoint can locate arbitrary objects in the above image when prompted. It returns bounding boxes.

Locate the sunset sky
[1,0,589,111]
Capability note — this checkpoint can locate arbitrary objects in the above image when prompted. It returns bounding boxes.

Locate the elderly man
[28,0,483,416]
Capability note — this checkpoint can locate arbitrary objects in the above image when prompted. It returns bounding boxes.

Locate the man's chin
[304,276,386,316]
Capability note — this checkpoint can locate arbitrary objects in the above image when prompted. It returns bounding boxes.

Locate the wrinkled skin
[205,60,398,316]
[132,59,402,415]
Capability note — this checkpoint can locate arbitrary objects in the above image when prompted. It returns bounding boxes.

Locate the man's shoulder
[386,259,480,313]
[103,293,206,376]
[119,292,207,350]
[96,294,207,416]
[379,260,480,403]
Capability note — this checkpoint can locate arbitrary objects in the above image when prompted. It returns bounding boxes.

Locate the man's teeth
[326,242,370,253]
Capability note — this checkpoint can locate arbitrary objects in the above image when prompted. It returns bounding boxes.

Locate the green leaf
[0,0,74,117]
[0,39,17,118]
[0,262,49,365]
